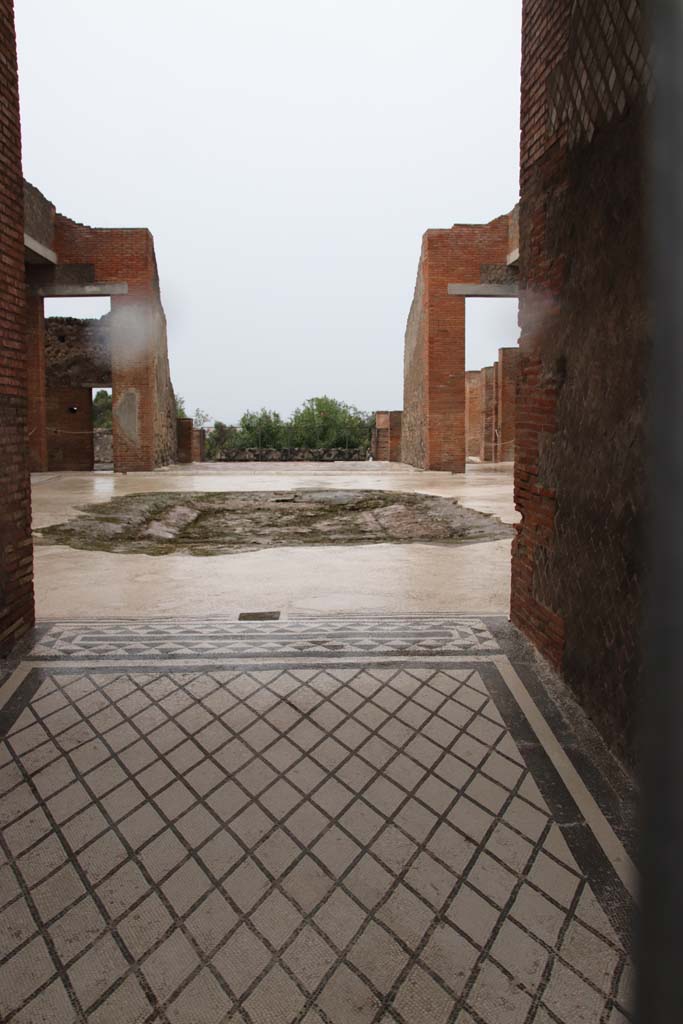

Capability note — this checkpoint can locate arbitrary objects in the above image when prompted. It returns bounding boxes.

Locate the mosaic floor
[0,618,636,1023]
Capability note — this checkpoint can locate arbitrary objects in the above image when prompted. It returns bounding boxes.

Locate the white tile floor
[0,618,634,1023]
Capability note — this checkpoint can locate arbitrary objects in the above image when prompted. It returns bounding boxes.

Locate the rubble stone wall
[214,448,369,463]
[94,429,113,465]
[45,316,112,387]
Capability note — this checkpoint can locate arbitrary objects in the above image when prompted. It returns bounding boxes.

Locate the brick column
[177,418,193,463]
[428,286,466,472]
[191,428,206,462]
[111,297,158,472]
[387,412,403,462]
[496,347,520,462]
[25,291,48,471]
[479,366,496,462]
[374,413,390,461]
[465,371,482,459]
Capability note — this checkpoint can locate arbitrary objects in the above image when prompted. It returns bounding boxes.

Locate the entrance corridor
[0,616,635,1023]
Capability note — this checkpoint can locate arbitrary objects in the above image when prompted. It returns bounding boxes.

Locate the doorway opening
[465,297,520,464]
[93,388,113,471]
[43,297,112,472]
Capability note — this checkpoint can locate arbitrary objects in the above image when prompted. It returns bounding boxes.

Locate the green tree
[202,398,372,459]
[237,408,286,449]
[175,394,187,418]
[92,389,112,429]
[289,397,371,449]
[205,420,239,460]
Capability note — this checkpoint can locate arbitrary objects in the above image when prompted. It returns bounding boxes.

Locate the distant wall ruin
[372,411,403,462]
[401,212,519,473]
[24,182,177,473]
[464,347,520,463]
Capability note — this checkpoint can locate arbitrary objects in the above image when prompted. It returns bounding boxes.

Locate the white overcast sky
[15,0,522,423]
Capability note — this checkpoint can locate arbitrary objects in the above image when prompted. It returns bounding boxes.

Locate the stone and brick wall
[401,214,516,473]
[512,0,649,763]
[0,0,34,653]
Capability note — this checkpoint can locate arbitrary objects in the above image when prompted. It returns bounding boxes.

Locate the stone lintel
[32,282,129,298]
[447,283,519,298]
[24,233,57,264]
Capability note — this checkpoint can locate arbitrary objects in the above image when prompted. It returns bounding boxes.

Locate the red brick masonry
[402,213,516,473]
[0,0,34,653]
[372,412,403,462]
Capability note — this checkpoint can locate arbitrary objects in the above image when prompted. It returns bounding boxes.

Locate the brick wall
[51,216,177,471]
[0,0,34,653]
[479,366,496,463]
[497,347,520,462]
[402,215,514,473]
[23,181,55,250]
[47,386,94,471]
[25,293,48,471]
[465,371,482,459]
[177,418,194,463]
[191,429,206,463]
[372,412,402,462]
[388,411,402,462]
[373,413,390,461]
[512,0,649,763]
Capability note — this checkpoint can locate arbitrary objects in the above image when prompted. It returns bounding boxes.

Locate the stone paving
[0,618,635,1023]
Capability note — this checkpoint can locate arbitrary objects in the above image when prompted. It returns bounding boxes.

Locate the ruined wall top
[24,181,55,250]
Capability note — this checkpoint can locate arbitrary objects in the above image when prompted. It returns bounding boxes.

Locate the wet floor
[31,463,517,621]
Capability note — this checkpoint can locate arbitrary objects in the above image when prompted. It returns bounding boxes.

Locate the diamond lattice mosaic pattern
[0,627,633,1023]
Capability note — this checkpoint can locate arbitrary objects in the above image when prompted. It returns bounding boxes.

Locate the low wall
[214,448,369,462]
[94,429,113,465]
